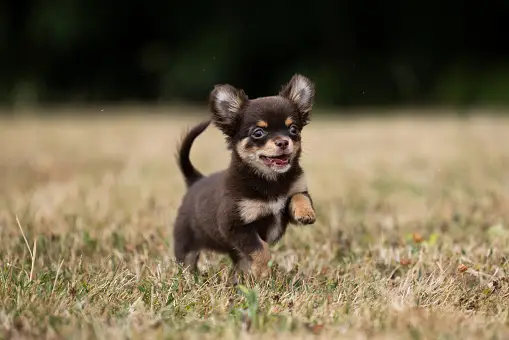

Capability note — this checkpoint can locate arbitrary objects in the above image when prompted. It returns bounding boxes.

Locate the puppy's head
[209,74,315,179]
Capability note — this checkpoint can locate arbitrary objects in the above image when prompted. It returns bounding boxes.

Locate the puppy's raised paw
[294,206,316,224]
[290,193,316,225]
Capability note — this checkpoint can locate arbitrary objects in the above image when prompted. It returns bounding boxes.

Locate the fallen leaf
[428,232,439,246]
[308,323,324,335]
[413,232,424,243]
[400,258,412,266]
[270,306,280,314]
[458,264,468,273]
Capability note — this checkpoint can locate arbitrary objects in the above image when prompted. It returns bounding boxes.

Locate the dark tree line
[2,0,509,110]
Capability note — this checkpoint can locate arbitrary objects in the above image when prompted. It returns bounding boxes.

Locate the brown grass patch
[1,109,509,339]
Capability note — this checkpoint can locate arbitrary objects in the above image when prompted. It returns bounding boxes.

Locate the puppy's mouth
[259,154,291,167]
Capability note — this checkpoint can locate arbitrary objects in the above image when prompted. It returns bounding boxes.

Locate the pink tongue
[272,158,288,166]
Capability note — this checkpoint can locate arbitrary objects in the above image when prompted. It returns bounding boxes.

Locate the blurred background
[2,0,509,112]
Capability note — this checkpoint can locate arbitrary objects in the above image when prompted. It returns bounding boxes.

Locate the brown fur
[173,74,317,279]
[289,193,316,224]
[256,120,268,128]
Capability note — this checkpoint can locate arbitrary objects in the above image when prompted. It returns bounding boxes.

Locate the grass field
[1,108,509,339]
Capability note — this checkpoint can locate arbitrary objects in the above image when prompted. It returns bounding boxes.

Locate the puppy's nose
[275,139,289,150]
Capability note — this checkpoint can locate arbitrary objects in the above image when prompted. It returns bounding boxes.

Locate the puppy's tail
[176,119,211,188]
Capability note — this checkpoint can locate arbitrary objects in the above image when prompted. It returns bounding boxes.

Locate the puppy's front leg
[248,238,271,278]
[289,192,316,225]
[230,229,271,279]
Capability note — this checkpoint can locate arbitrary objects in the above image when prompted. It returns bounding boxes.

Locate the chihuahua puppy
[173,74,316,278]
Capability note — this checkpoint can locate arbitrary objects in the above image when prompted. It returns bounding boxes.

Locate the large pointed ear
[279,74,315,125]
[209,84,248,137]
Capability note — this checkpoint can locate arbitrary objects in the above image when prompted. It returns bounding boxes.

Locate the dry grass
[1,108,509,339]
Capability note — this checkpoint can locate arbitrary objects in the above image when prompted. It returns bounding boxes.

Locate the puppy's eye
[289,124,299,136]
[251,128,266,139]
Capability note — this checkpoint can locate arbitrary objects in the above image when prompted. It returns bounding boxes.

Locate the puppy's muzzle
[275,138,289,150]
[273,137,292,152]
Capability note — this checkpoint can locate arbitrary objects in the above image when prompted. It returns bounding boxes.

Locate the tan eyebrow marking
[285,117,294,126]
[256,120,268,128]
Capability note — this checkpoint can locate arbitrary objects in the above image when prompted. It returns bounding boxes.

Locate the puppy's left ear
[209,84,248,137]
[279,74,315,125]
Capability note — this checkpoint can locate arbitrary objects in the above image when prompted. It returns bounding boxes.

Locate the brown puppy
[173,74,316,279]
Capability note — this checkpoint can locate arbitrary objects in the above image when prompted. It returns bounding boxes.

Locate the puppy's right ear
[209,84,248,137]
[279,74,315,126]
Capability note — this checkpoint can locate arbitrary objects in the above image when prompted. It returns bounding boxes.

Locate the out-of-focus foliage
[2,0,509,109]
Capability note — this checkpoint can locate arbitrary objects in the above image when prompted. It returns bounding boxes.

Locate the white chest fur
[237,197,286,224]
[237,197,285,244]
[235,174,309,243]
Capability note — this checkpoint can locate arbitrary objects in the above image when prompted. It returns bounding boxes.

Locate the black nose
[275,139,289,149]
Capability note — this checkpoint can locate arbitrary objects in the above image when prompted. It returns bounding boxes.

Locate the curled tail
[176,119,211,187]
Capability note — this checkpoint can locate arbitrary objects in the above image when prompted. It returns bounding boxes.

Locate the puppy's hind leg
[175,243,200,273]
[184,251,200,272]
[173,219,200,273]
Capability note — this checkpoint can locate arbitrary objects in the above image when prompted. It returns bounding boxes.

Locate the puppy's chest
[237,197,287,224]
